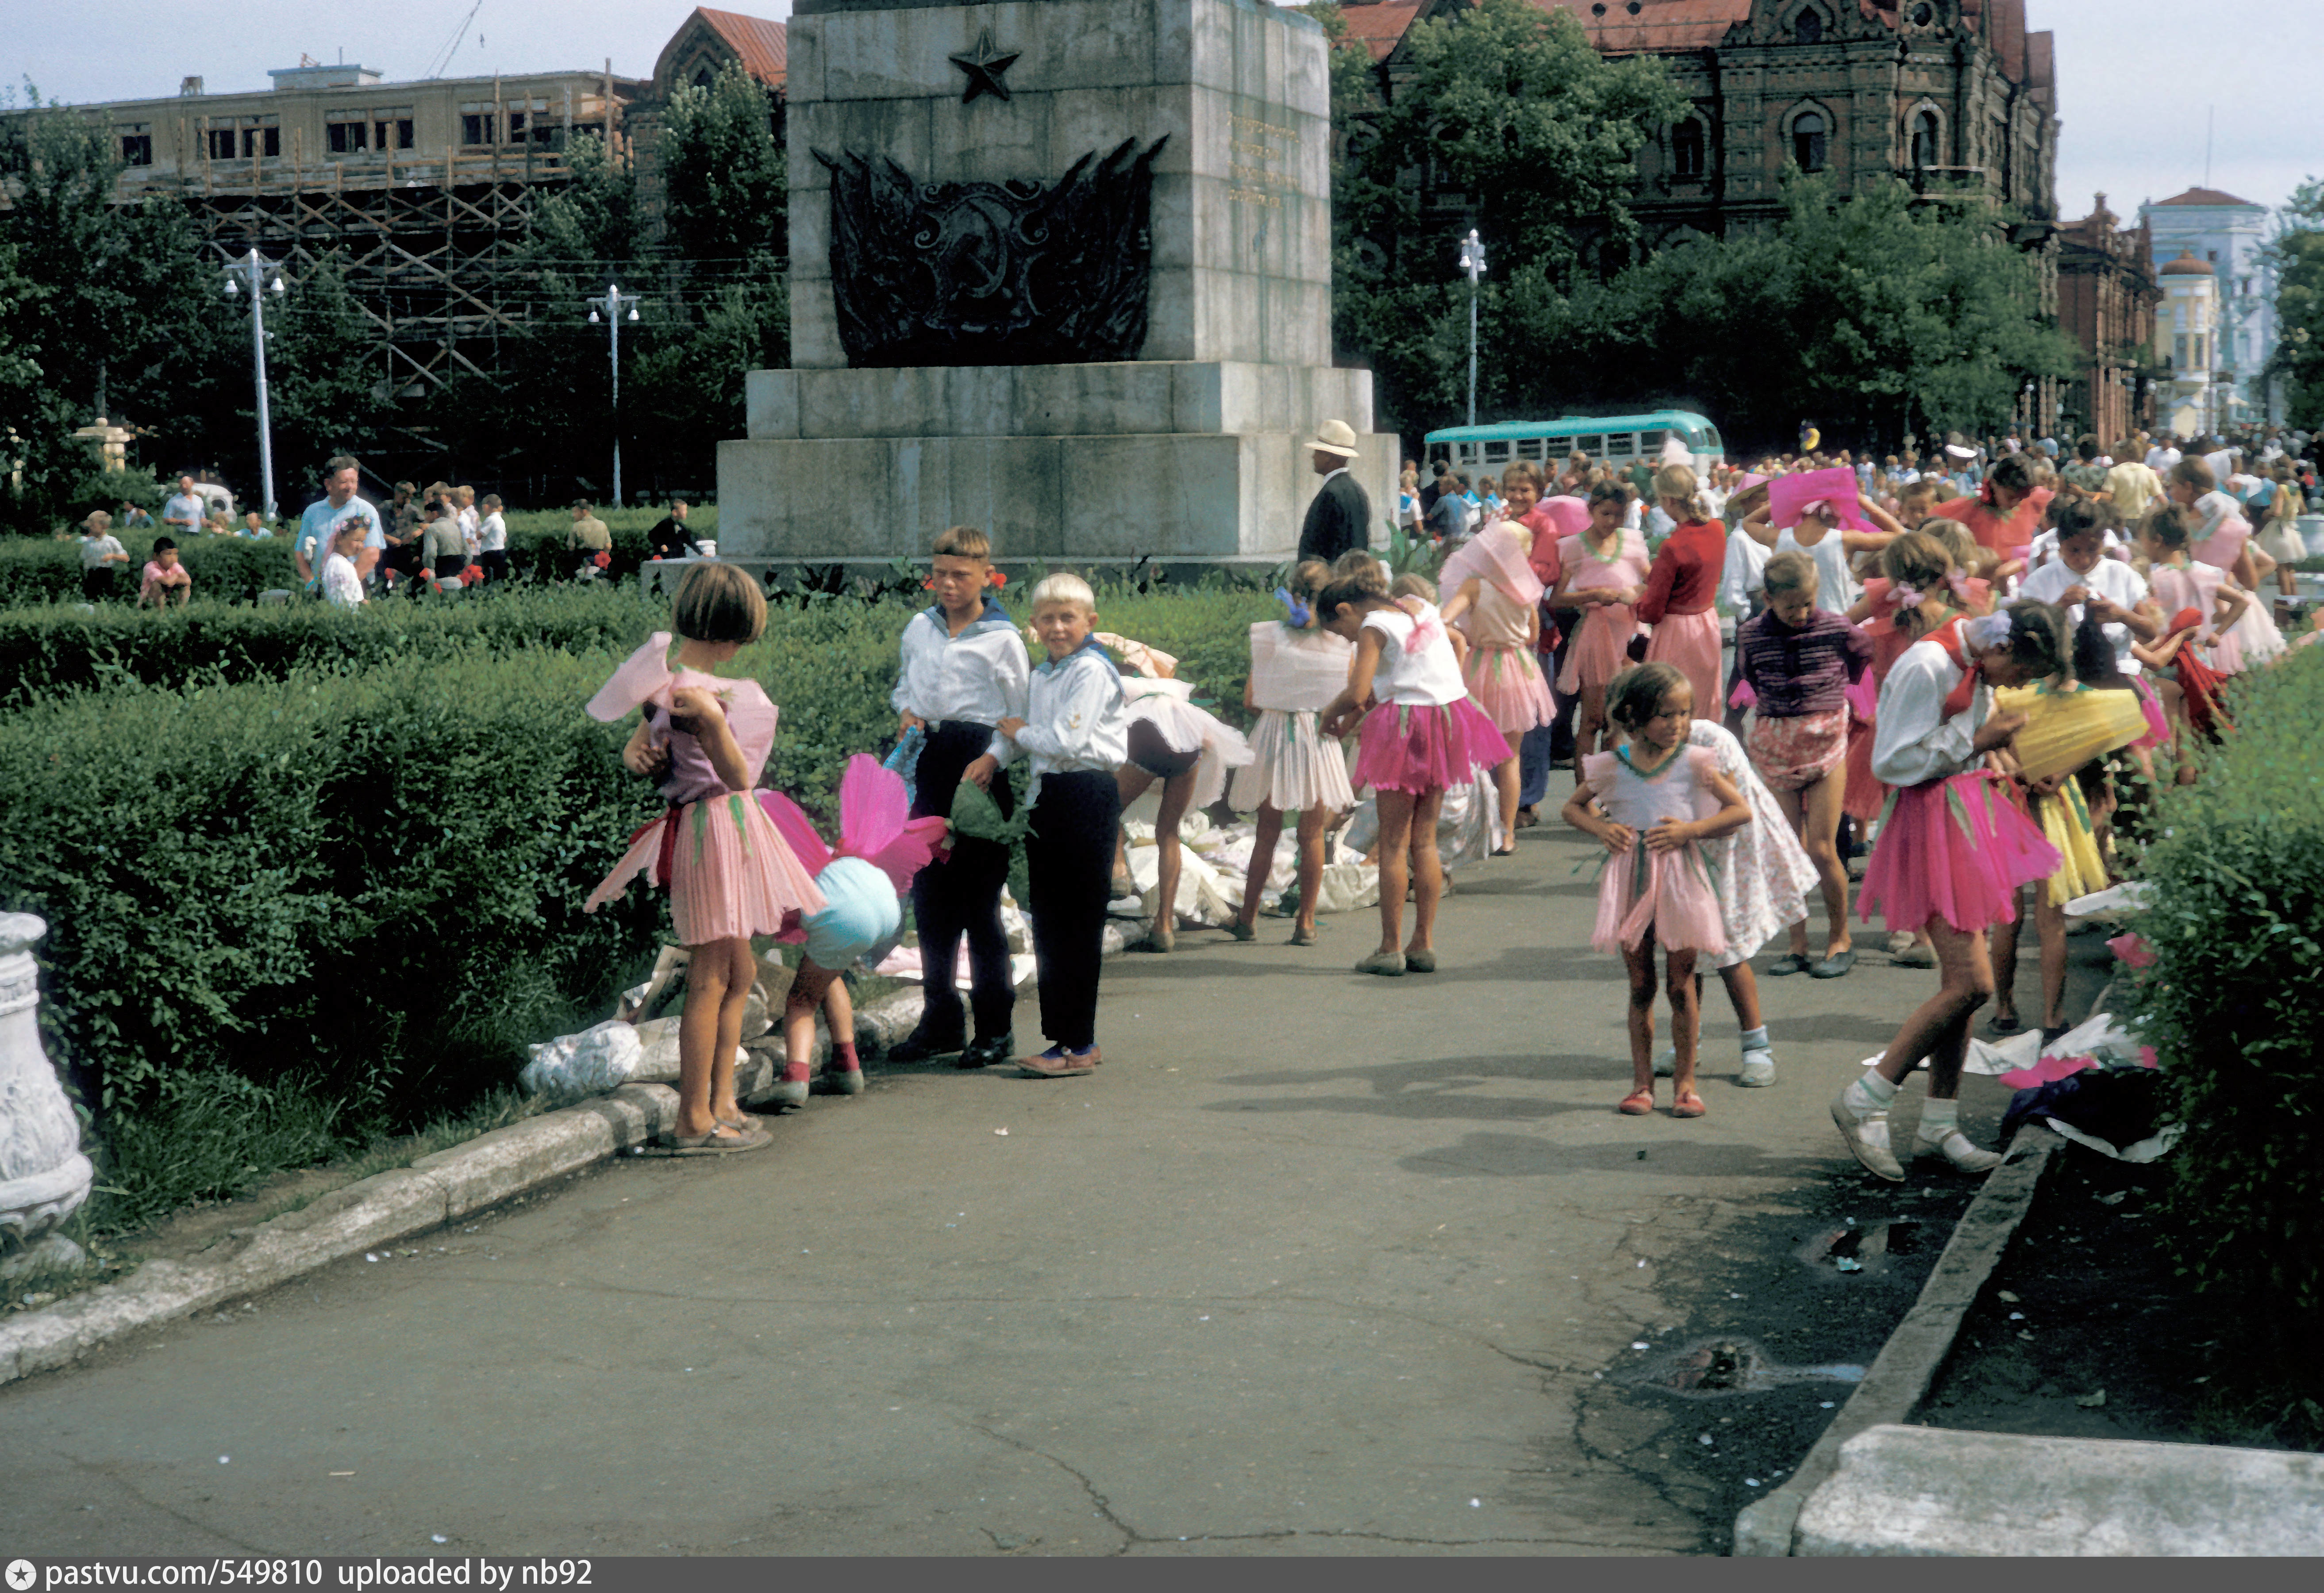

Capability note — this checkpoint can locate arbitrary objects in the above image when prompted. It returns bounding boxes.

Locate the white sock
[1739,1026,1770,1055]
[1919,1098,1959,1140]
[1848,1071,1899,1112]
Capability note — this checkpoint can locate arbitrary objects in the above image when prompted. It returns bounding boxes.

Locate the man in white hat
[1298,418,1370,564]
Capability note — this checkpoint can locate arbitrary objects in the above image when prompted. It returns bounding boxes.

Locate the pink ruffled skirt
[1351,699,1513,795]
[1592,841,1728,956]
[1556,606,1639,696]
[1463,643,1555,735]
[2131,676,2170,752]
[1855,771,2060,935]
[1644,608,1723,723]
[586,791,828,946]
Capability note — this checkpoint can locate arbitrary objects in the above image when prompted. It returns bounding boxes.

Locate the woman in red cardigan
[1637,462,1727,720]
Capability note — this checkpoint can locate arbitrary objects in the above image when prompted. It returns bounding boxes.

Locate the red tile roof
[694,7,787,90]
[2152,187,2262,210]
[1531,0,1753,54]
[1340,0,1429,61]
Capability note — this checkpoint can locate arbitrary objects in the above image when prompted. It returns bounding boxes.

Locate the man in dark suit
[1297,419,1371,564]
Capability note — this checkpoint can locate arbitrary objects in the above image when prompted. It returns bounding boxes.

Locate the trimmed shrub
[2125,646,2324,1390]
[0,651,669,1220]
[0,585,656,700]
[0,532,302,607]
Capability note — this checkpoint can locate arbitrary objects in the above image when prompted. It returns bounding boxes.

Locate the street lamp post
[1458,229,1486,428]
[222,248,287,520]
[586,283,642,507]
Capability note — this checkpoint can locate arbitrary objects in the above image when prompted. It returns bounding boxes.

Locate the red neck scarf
[1928,616,1982,721]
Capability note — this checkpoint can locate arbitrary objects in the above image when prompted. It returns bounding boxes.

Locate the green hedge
[0,651,668,1223]
[2126,645,2324,1391]
[0,586,655,702]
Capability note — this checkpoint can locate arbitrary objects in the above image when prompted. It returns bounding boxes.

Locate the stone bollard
[0,914,95,1279]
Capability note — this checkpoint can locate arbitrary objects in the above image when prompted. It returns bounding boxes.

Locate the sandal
[1619,1089,1655,1117]
[1289,925,1318,946]
[1764,952,1812,977]
[1672,1091,1707,1119]
[716,1111,763,1132]
[1224,921,1257,942]
[1985,1011,2025,1037]
[643,1125,770,1157]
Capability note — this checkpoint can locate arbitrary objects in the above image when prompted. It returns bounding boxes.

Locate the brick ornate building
[1356,0,2058,243]
[2055,196,2159,445]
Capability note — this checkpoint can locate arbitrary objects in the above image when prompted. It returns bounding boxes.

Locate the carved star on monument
[949,27,1020,104]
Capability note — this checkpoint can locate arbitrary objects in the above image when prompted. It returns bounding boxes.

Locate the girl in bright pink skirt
[1320,556,1512,977]
[1438,518,1553,847]
[584,564,828,1156]
[1832,560,2070,1186]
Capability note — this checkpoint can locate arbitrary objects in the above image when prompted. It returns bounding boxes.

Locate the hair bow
[1274,586,1312,627]
[1403,606,1444,655]
[1892,582,1927,607]
[1944,572,1975,604]
[1964,612,2015,649]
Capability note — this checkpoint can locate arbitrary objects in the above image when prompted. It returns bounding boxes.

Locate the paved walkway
[0,819,2017,1556]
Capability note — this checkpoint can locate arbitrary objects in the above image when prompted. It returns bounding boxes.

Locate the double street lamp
[222,248,287,520]
[587,283,641,507]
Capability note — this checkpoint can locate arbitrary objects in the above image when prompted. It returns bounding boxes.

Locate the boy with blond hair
[889,526,1031,1069]
[997,572,1129,1076]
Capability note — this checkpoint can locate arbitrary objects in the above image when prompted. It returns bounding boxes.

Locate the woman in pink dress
[1439,518,1553,846]
[1550,482,1650,760]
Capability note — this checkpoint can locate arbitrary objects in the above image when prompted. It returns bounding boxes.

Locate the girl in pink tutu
[1438,518,1552,846]
[1636,463,1727,723]
[1561,663,1751,1119]
[2168,457,2284,672]
[1550,482,1651,762]
[1833,582,2070,1182]
[1229,560,1355,947]
[583,564,830,1155]
[1320,556,1512,976]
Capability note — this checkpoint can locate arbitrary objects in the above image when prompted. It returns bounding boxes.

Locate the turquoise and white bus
[1424,411,1725,474]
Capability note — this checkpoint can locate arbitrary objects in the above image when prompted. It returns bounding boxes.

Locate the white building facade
[2141,187,2280,426]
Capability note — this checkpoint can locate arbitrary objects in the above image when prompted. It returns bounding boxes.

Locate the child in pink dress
[1438,518,1553,846]
[584,564,828,1155]
[1834,597,2069,1182]
[1550,483,1650,760]
[1320,556,1512,976]
[1562,663,1751,1120]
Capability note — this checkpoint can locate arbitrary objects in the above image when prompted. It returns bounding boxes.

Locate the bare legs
[1577,682,1610,761]
[1990,883,2067,1033]
[782,960,844,1076]
[1870,917,1993,1102]
[1115,764,1197,948]
[1371,786,1446,957]
[677,936,756,1138]
[1489,756,1520,851]
[1236,801,1330,940]
[1624,937,1701,1102]
[1774,769,1853,961]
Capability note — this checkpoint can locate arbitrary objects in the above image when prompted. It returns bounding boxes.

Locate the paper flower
[989,571,1008,588]
[2106,932,2156,969]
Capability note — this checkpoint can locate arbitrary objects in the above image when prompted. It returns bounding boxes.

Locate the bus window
[1484,439,1510,463]
[1517,437,1546,460]
[1701,426,1724,455]
[1574,435,1604,457]
[1639,429,1668,454]
[1604,433,1637,458]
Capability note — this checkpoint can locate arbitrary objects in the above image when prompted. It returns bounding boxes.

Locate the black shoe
[887,1029,966,1065]
[957,1033,1016,1070]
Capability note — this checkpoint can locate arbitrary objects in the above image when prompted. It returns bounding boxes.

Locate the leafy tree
[656,60,786,274]
[2267,178,2324,430]
[0,96,217,529]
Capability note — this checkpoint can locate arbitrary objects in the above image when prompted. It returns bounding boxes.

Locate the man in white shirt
[476,493,510,582]
[295,456,381,592]
[2017,507,2160,678]
[2146,436,2182,473]
[161,476,206,541]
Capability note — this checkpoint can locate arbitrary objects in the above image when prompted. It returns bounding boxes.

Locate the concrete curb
[1733,1120,2063,1556]
[0,983,931,1390]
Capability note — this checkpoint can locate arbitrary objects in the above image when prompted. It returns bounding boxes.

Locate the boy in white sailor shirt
[888,525,1031,1069]
[998,573,1129,1078]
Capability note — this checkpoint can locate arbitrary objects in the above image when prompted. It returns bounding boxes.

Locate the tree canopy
[2268,178,2324,430]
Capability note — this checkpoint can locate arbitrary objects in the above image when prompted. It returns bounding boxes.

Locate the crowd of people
[576,418,2314,1177]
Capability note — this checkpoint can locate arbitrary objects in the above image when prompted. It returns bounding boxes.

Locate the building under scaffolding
[92,61,644,443]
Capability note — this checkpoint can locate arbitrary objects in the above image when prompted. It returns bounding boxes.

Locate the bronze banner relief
[815,137,1170,367]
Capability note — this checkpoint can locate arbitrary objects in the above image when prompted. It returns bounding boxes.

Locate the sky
[2,0,2318,219]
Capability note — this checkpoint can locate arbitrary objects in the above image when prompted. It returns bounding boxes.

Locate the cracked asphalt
[0,818,2015,1556]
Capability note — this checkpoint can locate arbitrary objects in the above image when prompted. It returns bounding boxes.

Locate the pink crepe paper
[1767,468,1874,533]
[2107,932,2156,969]
[755,755,949,924]
[1439,520,1545,610]
[585,633,675,722]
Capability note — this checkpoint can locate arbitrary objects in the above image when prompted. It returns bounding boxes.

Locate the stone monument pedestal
[717,0,1397,568]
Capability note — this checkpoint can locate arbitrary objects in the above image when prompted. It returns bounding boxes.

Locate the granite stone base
[718,426,1398,564]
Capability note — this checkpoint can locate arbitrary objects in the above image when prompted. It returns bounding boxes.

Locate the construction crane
[423,0,488,80]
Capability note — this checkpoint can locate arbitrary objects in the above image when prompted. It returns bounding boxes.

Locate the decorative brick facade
[2055,196,2160,445]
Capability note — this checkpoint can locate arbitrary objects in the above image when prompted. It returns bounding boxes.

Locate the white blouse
[1870,635,1985,788]
[1363,603,1467,707]
[1012,646,1129,778]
